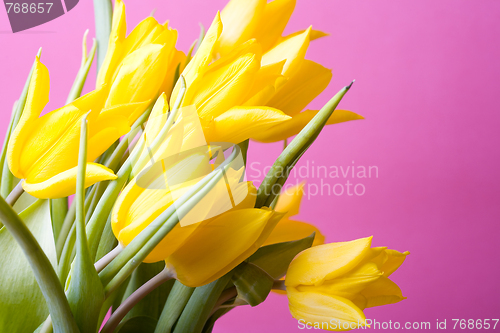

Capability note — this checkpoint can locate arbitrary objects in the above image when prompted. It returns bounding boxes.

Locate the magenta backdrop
[2,1,500,332]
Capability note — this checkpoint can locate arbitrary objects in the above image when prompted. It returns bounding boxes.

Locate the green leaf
[65,115,105,333]
[12,191,38,213]
[66,31,97,104]
[247,233,315,279]
[116,316,157,333]
[0,200,57,332]
[255,82,353,207]
[122,262,171,321]
[50,198,68,245]
[173,273,233,333]
[95,216,118,262]
[154,281,195,333]
[232,262,274,307]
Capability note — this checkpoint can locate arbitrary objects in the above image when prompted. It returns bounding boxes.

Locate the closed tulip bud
[284,237,408,331]
[96,0,181,125]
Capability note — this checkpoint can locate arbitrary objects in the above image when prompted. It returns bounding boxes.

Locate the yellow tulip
[96,0,180,124]
[284,237,409,331]
[263,182,325,246]
[170,12,291,144]
[215,0,364,142]
[6,58,146,199]
[110,93,287,287]
[165,208,283,287]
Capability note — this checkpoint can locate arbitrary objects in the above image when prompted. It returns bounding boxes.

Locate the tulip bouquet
[0,0,409,332]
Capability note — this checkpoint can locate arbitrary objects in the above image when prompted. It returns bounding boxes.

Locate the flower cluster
[0,0,407,332]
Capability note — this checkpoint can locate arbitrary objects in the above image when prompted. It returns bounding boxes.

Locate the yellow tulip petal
[252,0,296,51]
[279,29,329,44]
[142,93,169,140]
[105,44,171,111]
[275,181,305,218]
[100,99,152,128]
[87,112,130,162]
[262,27,311,78]
[180,12,222,89]
[206,106,291,144]
[244,61,285,104]
[19,57,49,123]
[285,237,373,287]
[96,0,126,88]
[22,163,117,199]
[267,60,332,117]
[252,109,364,143]
[160,48,186,98]
[296,262,382,300]
[380,250,410,277]
[166,209,279,287]
[262,219,325,247]
[218,0,266,55]
[20,106,84,183]
[361,276,405,308]
[121,17,163,57]
[191,53,261,118]
[287,288,367,331]
[7,57,50,178]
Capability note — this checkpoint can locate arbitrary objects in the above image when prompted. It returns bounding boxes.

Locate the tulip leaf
[50,197,68,245]
[248,232,315,279]
[155,281,195,333]
[121,262,172,321]
[116,316,157,333]
[255,83,353,208]
[232,262,274,307]
[66,115,105,333]
[173,273,233,333]
[66,30,97,104]
[12,191,38,213]
[0,200,56,332]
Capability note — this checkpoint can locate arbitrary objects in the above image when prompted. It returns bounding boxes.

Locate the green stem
[93,0,113,72]
[173,274,233,333]
[56,199,76,258]
[0,197,79,333]
[154,281,195,333]
[101,268,173,333]
[5,181,24,206]
[50,198,68,246]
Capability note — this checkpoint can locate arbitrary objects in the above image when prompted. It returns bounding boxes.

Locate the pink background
[2,0,500,331]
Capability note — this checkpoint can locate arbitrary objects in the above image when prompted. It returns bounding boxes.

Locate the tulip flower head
[284,237,408,331]
[6,58,145,198]
[213,0,364,143]
[97,0,182,123]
